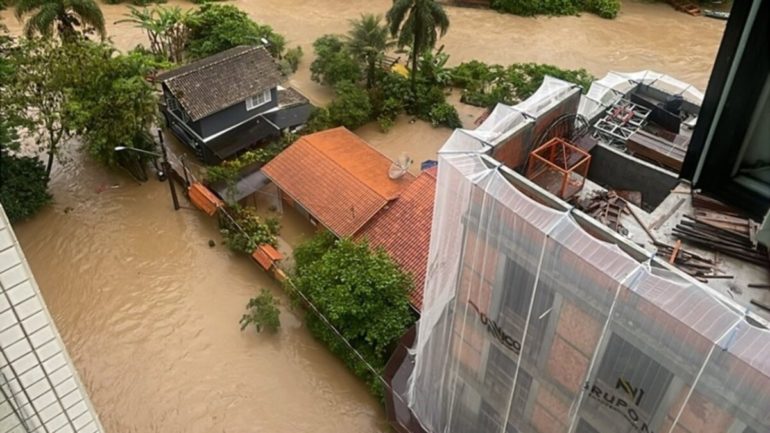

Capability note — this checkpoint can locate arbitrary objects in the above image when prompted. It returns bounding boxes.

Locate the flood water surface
[4,1,727,432]
[13,150,387,433]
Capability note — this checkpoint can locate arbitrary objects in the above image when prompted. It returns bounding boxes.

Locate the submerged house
[261,127,436,310]
[158,45,312,164]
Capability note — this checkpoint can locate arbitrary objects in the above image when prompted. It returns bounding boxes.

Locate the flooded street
[12,147,387,433]
[1,0,727,432]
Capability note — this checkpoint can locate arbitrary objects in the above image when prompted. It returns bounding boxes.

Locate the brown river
[3,1,725,432]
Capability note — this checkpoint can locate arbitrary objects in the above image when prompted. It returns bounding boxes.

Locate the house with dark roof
[157,45,313,164]
[262,127,438,311]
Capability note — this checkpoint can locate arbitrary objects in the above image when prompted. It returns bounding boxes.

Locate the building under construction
[385,2,770,432]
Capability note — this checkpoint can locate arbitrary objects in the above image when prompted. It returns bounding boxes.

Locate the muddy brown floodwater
[3,1,726,432]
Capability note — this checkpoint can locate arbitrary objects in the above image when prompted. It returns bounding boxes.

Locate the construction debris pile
[672,194,767,267]
[575,190,629,236]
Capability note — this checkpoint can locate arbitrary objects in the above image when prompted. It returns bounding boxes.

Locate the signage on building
[586,378,655,433]
[468,300,522,354]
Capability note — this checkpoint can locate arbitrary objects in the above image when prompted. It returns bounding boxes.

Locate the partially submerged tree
[386,0,449,94]
[184,3,285,59]
[346,14,393,89]
[116,6,189,63]
[61,43,163,167]
[240,289,280,334]
[14,0,106,40]
[9,38,75,177]
[0,35,51,222]
[0,149,52,222]
[309,34,360,87]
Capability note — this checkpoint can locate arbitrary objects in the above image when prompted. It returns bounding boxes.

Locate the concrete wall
[588,143,679,209]
[0,206,104,433]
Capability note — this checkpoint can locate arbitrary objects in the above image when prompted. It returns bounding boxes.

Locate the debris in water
[208,240,216,247]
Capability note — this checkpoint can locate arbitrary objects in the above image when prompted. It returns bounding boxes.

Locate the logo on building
[468,300,522,354]
[586,377,654,433]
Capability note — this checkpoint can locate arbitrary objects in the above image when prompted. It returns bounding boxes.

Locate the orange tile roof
[262,127,414,237]
[356,167,437,311]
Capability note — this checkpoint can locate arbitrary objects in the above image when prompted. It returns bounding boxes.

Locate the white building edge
[0,205,104,433]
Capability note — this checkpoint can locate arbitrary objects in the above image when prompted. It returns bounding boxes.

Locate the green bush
[326,81,372,130]
[240,289,280,333]
[376,97,403,132]
[220,207,278,254]
[581,0,621,18]
[491,0,618,18]
[185,4,286,59]
[205,135,293,191]
[309,35,361,87]
[451,61,595,108]
[104,0,166,5]
[0,149,51,223]
[283,45,303,73]
[293,230,336,272]
[429,102,462,128]
[294,237,415,398]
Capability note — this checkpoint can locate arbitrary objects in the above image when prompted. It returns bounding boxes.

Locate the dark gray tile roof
[277,87,309,108]
[158,46,283,121]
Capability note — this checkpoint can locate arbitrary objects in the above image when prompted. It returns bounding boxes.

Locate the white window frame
[245,89,272,111]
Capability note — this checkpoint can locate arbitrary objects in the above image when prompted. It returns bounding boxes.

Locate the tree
[294,237,415,396]
[116,6,189,63]
[9,38,76,177]
[386,0,449,94]
[14,0,106,41]
[184,4,285,59]
[326,81,372,130]
[309,34,360,87]
[60,42,162,168]
[346,14,393,89]
[219,207,278,253]
[0,150,52,222]
[0,34,51,222]
[240,289,280,334]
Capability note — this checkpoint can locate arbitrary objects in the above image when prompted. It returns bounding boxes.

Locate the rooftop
[577,180,770,320]
[357,167,437,310]
[261,127,415,237]
[157,45,283,121]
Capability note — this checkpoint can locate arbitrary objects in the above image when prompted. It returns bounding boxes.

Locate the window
[595,334,673,419]
[484,345,532,419]
[167,95,180,112]
[245,89,271,111]
[499,257,554,361]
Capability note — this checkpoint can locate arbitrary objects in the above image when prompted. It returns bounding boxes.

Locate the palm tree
[116,6,189,63]
[15,0,106,41]
[346,14,393,89]
[386,0,449,93]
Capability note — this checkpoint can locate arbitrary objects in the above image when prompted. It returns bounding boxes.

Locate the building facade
[0,206,104,433]
[406,130,769,433]
[394,76,770,433]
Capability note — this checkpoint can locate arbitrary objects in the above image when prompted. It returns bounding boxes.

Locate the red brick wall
[659,387,735,433]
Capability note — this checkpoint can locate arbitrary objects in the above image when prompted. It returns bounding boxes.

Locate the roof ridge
[167,45,259,82]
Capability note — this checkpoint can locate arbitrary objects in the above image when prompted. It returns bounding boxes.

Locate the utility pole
[158,129,180,211]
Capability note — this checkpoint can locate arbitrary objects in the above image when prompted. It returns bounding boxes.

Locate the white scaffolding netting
[407,79,770,433]
[577,70,705,123]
